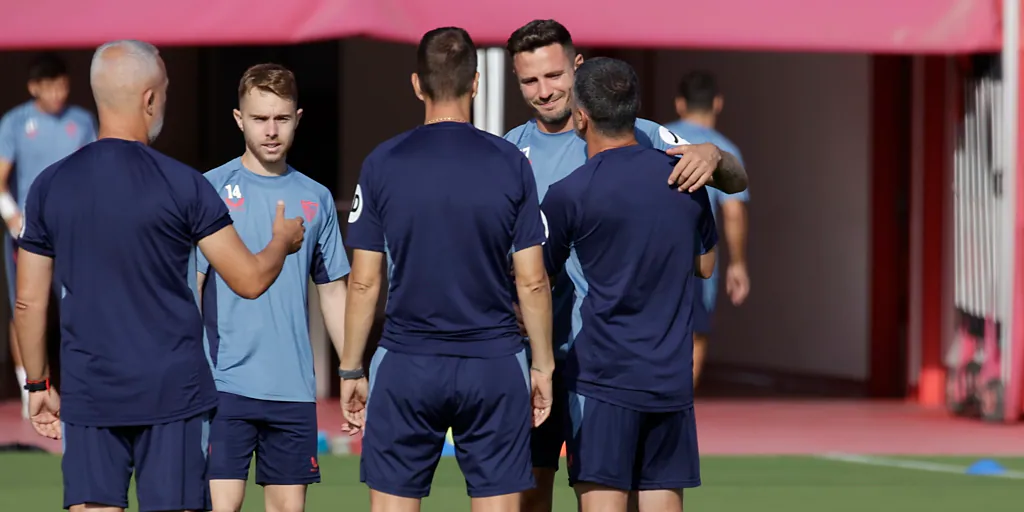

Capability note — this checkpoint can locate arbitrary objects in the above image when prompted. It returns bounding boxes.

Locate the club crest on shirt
[65,121,78,137]
[301,200,319,222]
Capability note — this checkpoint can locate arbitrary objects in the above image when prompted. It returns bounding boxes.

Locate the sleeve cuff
[194,215,233,243]
[18,240,54,258]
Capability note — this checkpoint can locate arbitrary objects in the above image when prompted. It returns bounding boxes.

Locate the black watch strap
[24,378,49,392]
[338,368,365,380]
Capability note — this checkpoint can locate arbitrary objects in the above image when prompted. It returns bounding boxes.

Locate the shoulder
[502,121,533,146]
[0,102,32,129]
[634,118,689,149]
[290,168,335,203]
[66,106,96,125]
[476,128,528,161]
[203,159,239,185]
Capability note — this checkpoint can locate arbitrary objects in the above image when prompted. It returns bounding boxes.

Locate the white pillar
[474,49,488,130]
[485,48,506,135]
[999,0,1019,419]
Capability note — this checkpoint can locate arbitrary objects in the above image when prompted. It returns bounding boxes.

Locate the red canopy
[0,0,1002,53]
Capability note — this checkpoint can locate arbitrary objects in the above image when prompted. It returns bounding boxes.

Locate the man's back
[20,138,232,426]
[543,145,717,411]
[347,122,545,358]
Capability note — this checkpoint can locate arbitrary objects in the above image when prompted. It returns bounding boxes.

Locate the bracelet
[530,366,553,376]
[338,367,365,380]
[24,378,49,392]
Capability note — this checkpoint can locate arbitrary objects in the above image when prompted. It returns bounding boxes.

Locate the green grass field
[1,454,1021,511]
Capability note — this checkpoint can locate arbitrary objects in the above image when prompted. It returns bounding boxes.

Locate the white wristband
[0,192,17,222]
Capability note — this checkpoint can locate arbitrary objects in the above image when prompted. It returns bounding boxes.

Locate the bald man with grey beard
[15,39,306,512]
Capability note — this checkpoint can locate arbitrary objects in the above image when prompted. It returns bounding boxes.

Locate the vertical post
[474,49,488,131]
[485,48,506,136]
[1001,0,1022,422]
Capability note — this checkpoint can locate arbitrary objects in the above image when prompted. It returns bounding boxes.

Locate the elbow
[516,272,551,297]
[349,277,380,297]
[696,254,716,279]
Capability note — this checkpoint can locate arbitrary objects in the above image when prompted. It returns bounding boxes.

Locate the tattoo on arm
[711,151,749,194]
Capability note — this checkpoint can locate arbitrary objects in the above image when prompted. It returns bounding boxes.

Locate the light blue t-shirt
[197,158,350,402]
[663,120,750,306]
[503,118,695,357]
[0,101,97,207]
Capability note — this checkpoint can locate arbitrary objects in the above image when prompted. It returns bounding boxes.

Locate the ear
[713,95,724,115]
[233,109,243,131]
[143,89,155,116]
[411,73,425,102]
[674,97,687,119]
[295,108,303,129]
[575,107,588,133]
[472,71,480,99]
[573,53,584,70]
[26,81,39,98]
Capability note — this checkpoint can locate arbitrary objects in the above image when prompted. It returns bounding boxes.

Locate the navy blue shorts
[208,392,320,486]
[62,412,212,511]
[531,363,567,470]
[566,392,701,491]
[360,347,534,499]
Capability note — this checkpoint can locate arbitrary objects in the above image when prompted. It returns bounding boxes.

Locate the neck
[96,109,150,145]
[536,115,573,134]
[585,131,638,158]
[33,100,61,117]
[241,149,287,176]
[424,97,471,125]
[681,111,715,129]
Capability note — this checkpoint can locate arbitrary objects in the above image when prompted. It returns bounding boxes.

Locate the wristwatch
[23,378,49,392]
[338,368,365,380]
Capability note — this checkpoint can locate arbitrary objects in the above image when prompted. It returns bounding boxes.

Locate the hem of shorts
[362,478,430,499]
[636,478,702,490]
[209,473,250,482]
[467,481,535,498]
[571,383,694,413]
[61,398,219,427]
[568,475,632,491]
[65,499,128,510]
[531,460,560,471]
[256,476,321,487]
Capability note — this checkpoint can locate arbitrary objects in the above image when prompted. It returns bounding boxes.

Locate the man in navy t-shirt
[14,40,305,512]
[541,57,717,512]
[339,27,556,510]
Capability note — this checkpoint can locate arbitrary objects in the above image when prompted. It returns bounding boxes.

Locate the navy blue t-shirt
[19,138,232,427]
[541,144,717,412]
[345,122,547,358]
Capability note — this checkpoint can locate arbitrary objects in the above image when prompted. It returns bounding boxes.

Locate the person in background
[198,63,350,512]
[664,70,751,387]
[0,52,96,418]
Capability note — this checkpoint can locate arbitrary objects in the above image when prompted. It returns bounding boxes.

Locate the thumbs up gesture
[272,201,305,254]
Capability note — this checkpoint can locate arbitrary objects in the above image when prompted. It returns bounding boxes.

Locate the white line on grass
[815,453,1024,480]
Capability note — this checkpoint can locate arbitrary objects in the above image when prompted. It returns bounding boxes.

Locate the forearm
[249,240,290,294]
[196,272,206,308]
[340,281,377,370]
[319,283,348,363]
[14,294,49,381]
[722,202,748,265]
[711,151,748,194]
[518,277,555,372]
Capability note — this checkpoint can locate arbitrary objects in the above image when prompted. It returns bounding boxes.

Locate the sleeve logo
[540,210,549,244]
[658,125,689,146]
[348,184,364,223]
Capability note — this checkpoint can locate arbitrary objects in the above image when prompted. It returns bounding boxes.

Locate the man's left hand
[28,389,61,440]
[665,143,723,193]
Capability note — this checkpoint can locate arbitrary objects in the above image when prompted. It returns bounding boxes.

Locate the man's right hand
[272,200,305,254]
[530,368,554,427]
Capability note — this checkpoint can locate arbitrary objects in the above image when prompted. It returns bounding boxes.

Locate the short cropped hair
[676,70,719,112]
[505,19,575,57]
[573,57,639,136]
[416,27,477,102]
[29,52,68,82]
[238,63,298,104]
